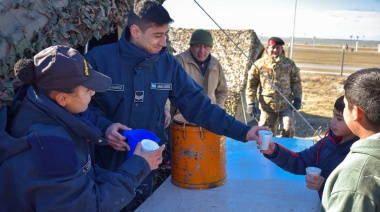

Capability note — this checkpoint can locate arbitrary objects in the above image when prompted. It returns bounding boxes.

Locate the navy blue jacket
[85,27,250,170]
[0,86,151,211]
[265,128,358,199]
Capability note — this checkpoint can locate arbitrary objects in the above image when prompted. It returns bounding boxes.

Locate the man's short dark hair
[344,68,380,126]
[128,0,174,32]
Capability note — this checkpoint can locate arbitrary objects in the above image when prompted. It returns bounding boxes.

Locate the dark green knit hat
[189,29,213,47]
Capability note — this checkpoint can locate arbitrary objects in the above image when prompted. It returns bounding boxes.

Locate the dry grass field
[294,73,346,140]
[279,45,379,141]
[293,45,379,68]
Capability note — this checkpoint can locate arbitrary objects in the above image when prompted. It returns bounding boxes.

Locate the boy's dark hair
[128,0,173,32]
[344,68,380,126]
[334,95,345,112]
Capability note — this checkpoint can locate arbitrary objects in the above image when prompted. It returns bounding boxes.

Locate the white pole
[355,41,358,52]
[355,36,359,52]
[290,0,297,59]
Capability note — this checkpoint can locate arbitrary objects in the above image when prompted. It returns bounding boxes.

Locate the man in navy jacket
[85,0,268,210]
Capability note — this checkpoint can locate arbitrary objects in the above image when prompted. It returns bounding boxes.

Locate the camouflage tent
[0,0,168,106]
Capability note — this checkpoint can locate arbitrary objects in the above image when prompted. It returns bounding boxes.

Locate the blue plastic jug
[122,129,160,158]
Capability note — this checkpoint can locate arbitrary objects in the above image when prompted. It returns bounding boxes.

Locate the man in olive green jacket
[171,29,228,116]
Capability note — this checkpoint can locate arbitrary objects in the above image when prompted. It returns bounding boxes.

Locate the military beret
[268,37,285,46]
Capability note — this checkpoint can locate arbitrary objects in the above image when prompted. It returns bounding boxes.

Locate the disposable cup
[258,130,273,150]
[306,167,321,176]
[141,139,160,152]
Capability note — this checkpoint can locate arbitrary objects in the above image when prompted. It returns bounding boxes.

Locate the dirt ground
[249,72,348,142]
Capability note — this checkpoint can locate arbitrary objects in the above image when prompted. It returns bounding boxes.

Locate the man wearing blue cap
[245,37,303,137]
[171,29,228,115]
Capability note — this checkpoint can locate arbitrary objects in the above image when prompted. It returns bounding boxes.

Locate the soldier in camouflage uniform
[245,37,302,137]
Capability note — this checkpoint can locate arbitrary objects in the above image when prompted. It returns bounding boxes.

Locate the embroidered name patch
[151,83,172,90]
[108,84,124,91]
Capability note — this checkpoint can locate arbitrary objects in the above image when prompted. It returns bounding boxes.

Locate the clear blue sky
[163,0,380,41]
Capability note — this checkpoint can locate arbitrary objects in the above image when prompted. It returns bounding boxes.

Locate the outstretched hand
[259,142,276,155]
[246,125,271,142]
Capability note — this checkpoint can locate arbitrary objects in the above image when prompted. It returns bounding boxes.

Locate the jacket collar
[117,26,167,66]
[27,86,106,144]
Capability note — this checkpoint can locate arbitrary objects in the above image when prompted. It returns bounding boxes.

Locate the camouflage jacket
[245,55,302,112]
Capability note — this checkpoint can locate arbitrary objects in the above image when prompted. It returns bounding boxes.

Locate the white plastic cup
[258,130,273,150]
[141,139,159,152]
[306,167,321,176]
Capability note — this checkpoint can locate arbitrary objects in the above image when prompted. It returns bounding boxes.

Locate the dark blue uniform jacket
[0,86,151,211]
[85,28,250,170]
